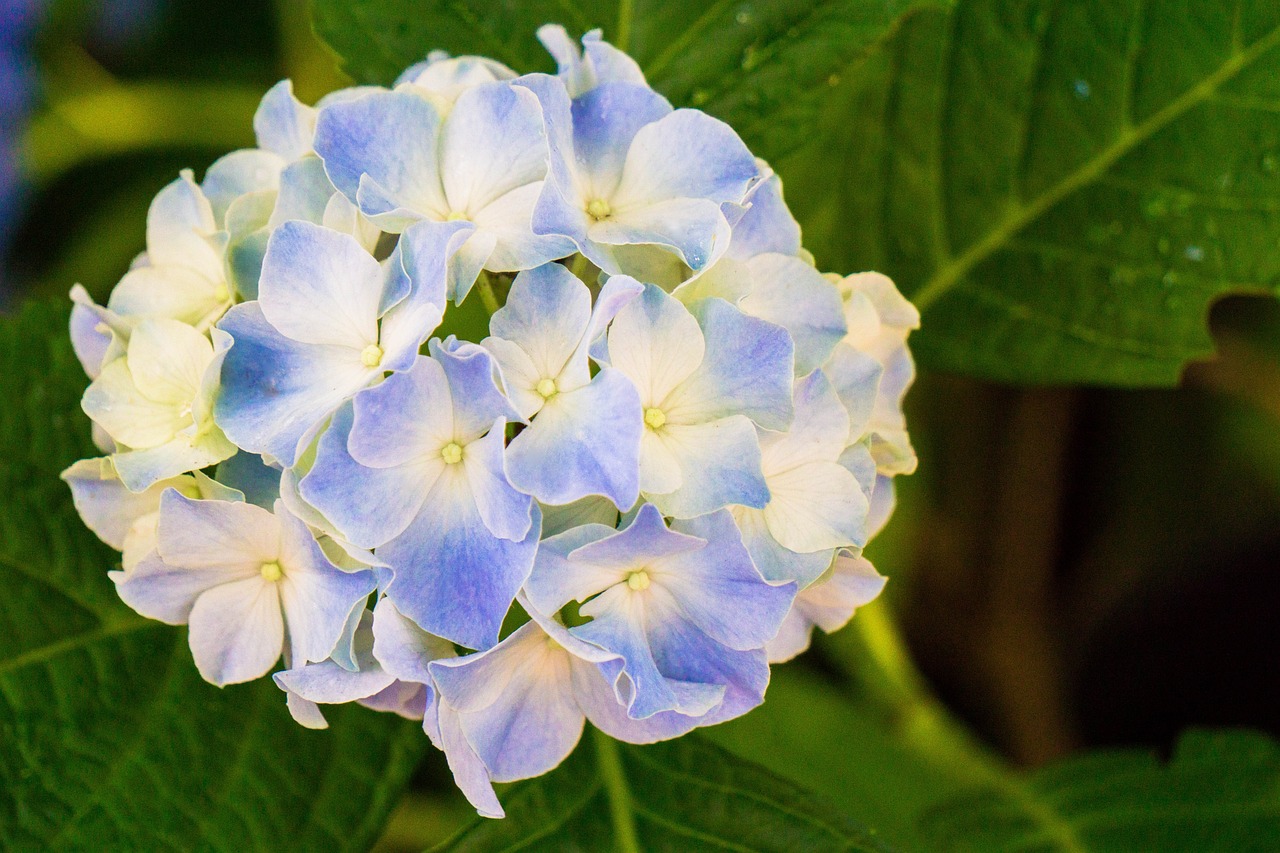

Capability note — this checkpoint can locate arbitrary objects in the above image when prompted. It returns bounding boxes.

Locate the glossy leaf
[783,0,1280,385]
[920,729,1280,851]
[0,301,424,851]
[434,730,892,852]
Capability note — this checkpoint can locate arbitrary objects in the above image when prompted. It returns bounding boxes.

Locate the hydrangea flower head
[62,25,918,819]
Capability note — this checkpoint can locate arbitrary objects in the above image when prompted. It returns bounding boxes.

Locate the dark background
[5,0,1278,846]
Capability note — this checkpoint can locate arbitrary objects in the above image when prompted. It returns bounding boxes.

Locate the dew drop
[690,89,711,106]
[1262,153,1278,174]
[1072,79,1091,99]
[735,6,753,25]
[827,73,841,87]
[1184,245,1205,262]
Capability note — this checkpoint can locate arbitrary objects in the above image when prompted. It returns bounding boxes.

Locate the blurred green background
[4,1,1279,849]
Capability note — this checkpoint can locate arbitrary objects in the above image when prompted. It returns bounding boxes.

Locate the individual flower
[484,263,643,508]
[834,271,920,476]
[113,493,376,685]
[396,50,517,107]
[427,596,704,818]
[299,343,537,650]
[525,503,795,721]
[765,551,887,663]
[536,24,645,97]
[215,218,469,466]
[81,318,236,491]
[730,370,870,587]
[521,71,759,277]
[79,173,231,334]
[61,459,240,571]
[313,79,573,301]
[605,283,793,517]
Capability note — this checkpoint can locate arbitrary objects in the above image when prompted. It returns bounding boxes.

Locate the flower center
[260,561,283,582]
[643,407,667,430]
[536,378,558,399]
[360,344,384,367]
[213,282,231,302]
[586,198,612,221]
[445,210,468,221]
[626,570,651,591]
[441,442,464,464]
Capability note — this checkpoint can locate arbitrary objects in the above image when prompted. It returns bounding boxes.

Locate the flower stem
[592,728,642,853]
[474,275,502,316]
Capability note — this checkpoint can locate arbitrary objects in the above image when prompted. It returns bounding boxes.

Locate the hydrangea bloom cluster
[62,26,918,818]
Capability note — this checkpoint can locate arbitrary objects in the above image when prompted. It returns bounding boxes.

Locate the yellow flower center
[260,561,283,582]
[643,407,667,430]
[213,282,231,302]
[441,442,464,464]
[586,198,612,221]
[445,210,469,221]
[626,570,651,591]
[360,344,384,367]
[536,378,558,399]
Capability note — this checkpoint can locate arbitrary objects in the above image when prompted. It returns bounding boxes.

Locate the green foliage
[783,0,1280,385]
[920,729,1280,851]
[0,301,424,852]
[434,729,892,852]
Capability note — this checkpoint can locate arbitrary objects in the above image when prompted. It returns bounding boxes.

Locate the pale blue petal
[505,368,642,509]
[347,356,454,469]
[645,608,769,727]
[488,263,590,386]
[740,254,846,376]
[589,196,729,274]
[728,171,801,259]
[301,403,431,549]
[188,576,284,685]
[359,681,428,719]
[434,701,504,818]
[215,302,373,466]
[441,82,548,215]
[381,479,539,650]
[254,79,316,161]
[571,502,702,572]
[666,297,794,430]
[430,621,585,782]
[113,551,249,625]
[269,156,338,229]
[429,338,522,441]
[572,659,700,743]
[522,521,618,616]
[824,343,883,442]
[62,457,171,551]
[314,89,447,224]
[258,220,383,349]
[274,611,395,702]
[644,416,769,518]
[666,510,796,650]
[612,109,757,207]
[462,422,535,542]
[733,506,834,586]
[571,83,672,195]
[371,595,456,684]
[202,149,284,224]
[276,500,379,665]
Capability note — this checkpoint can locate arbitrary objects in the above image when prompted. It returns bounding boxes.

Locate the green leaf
[434,729,894,852]
[782,0,1280,385]
[310,0,948,168]
[920,729,1280,852]
[0,300,424,851]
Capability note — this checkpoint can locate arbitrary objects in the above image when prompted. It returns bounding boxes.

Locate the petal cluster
[62,27,918,819]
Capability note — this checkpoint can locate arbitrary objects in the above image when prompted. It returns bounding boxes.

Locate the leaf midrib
[911,18,1280,313]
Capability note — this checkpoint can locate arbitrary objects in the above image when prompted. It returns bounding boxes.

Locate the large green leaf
[434,729,892,851]
[920,729,1280,851]
[784,0,1280,385]
[310,0,947,170]
[0,301,424,851]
